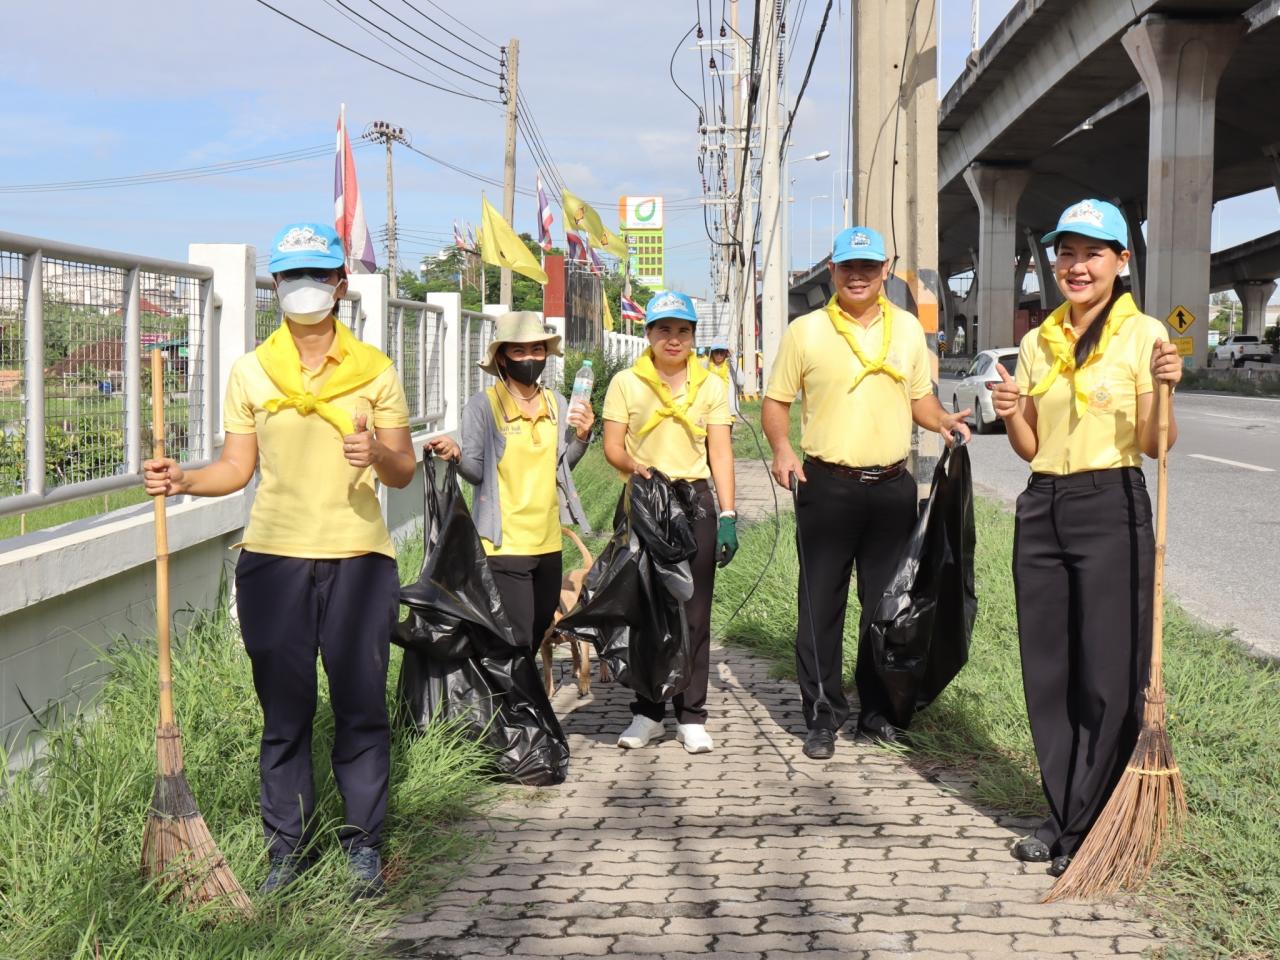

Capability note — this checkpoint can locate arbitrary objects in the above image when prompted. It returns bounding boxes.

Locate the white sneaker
[617,715,665,749]
[676,723,714,754]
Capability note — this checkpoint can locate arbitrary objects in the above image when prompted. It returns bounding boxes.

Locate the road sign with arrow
[1167,305,1195,334]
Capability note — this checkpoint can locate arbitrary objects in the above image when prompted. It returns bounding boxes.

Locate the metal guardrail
[605,331,647,364]
[387,297,446,429]
[0,232,218,519]
[460,309,495,403]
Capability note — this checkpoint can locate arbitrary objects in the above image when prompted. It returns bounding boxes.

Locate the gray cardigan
[458,387,593,548]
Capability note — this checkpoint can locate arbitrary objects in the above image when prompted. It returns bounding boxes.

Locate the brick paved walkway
[390,644,1165,959]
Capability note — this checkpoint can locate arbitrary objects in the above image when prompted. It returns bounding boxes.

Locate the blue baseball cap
[1041,199,1129,248]
[832,226,887,263]
[268,222,346,274]
[645,290,698,326]
[710,341,730,352]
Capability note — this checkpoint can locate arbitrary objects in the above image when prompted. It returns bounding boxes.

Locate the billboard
[620,196,664,230]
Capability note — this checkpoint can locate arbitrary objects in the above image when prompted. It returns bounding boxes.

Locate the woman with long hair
[991,199,1183,878]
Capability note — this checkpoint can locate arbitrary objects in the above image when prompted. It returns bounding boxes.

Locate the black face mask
[502,356,546,387]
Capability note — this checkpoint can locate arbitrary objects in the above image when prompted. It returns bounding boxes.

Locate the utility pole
[368,120,408,298]
[500,39,520,308]
[758,3,786,388]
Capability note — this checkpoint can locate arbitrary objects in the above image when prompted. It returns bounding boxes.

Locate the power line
[402,141,536,197]
[328,0,497,87]
[0,141,356,193]
[395,0,503,58]
[250,0,501,103]
[780,0,834,152]
[359,0,499,75]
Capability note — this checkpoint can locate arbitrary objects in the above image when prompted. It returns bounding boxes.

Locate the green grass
[0,560,495,959]
[0,486,152,540]
[1179,368,1280,397]
[731,398,800,461]
[700,479,1280,958]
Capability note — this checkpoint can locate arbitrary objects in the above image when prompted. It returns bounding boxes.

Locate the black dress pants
[1014,468,1153,858]
[794,463,917,731]
[235,549,400,858]
[487,551,564,651]
[624,481,718,726]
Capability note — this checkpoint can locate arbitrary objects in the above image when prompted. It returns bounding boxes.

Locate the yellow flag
[601,288,615,332]
[561,188,629,259]
[479,196,548,285]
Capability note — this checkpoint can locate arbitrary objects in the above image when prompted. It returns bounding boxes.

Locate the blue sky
[2,0,1275,300]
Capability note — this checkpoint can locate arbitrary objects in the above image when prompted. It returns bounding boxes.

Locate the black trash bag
[862,443,978,728]
[393,454,570,786]
[558,470,699,703]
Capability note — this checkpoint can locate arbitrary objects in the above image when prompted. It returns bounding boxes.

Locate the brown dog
[539,527,610,697]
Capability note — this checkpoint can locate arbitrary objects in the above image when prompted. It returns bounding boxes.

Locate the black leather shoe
[856,716,903,745]
[1012,837,1051,862]
[802,728,836,759]
[1048,855,1073,878]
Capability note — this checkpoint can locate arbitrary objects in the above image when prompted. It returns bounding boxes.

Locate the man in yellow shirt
[143,222,415,898]
[762,226,970,759]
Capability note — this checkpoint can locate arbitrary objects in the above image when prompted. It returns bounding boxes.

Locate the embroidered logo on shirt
[1088,383,1114,413]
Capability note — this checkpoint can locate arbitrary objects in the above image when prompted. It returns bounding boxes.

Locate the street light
[786,149,831,272]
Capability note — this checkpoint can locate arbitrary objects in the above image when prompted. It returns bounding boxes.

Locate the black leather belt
[805,457,907,484]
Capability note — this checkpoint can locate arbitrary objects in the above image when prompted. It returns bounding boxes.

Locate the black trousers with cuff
[486,551,563,651]
[794,462,917,732]
[620,480,718,726]
[235,549,400,859]
[1014,467,1154,859]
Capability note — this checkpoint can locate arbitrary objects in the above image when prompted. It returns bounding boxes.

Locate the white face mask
[277,277,338,325]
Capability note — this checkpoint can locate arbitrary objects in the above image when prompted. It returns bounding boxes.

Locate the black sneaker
[856,715,904,745]
[802,728,836,759]
[1048,855,1073,878]
[1012,836,1051,862]
[260,853,306,894]
[347,846,386,900]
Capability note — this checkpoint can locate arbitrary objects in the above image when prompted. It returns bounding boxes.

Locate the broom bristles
[141,724,253,915]
[1042,683,1187,902]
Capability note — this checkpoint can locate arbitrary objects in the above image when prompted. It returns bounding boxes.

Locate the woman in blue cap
[601,291,737,754]
[144,222,415,898]
[990,199,1182,878]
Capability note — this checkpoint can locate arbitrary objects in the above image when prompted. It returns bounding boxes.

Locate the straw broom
[140,349,253,914]
[1043,379,1188,902]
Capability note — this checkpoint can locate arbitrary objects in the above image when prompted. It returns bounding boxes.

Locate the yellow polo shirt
[482,385,561,557]
[603,367,733,481]
[224,338,410,559]
[765,302,932,468]
[1015,304,1165,475]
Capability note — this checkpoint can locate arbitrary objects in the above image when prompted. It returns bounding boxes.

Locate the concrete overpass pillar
[1024,227,1062,311]
[963,164,1030,351]
[1123,17,1243,367]
[1234,280,1276,338]
[1120,200,1147,308]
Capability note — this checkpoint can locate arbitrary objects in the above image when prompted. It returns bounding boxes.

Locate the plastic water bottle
[570,361,594,416]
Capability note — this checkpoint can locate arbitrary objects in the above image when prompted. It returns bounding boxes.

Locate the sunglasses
[276,268,340,282]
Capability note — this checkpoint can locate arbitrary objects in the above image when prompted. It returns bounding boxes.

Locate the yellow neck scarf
[706,358,731,385]
[633,348,710,439]
[1028,293,1138,416]
[825,294,906,390]
[256,320,392,436]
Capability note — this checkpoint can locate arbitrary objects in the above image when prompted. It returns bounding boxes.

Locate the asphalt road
[941,378,1280,660]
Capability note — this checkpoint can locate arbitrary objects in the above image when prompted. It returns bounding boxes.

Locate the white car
[952,348,1019,434]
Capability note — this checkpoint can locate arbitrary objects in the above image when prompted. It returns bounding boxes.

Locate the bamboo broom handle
[151,349,174,728]
[1150,379,1171,678]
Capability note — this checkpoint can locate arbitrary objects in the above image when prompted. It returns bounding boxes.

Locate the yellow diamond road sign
[1167,305,1195,334]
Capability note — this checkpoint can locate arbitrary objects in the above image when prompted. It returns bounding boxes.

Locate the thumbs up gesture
[343,413,380,469]
[989,363,1020,420]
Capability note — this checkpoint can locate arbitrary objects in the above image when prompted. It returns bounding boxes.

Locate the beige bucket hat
[478,311,563,377]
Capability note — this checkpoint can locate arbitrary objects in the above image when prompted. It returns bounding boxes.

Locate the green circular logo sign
[635,199,657,222]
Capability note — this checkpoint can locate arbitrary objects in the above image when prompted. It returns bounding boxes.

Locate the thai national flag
[453,220,466,250]
[566,232,589,264]
[621,295,644,324]
[536,174,554,252]
[587,245,604,275]
[334,104,377,273]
